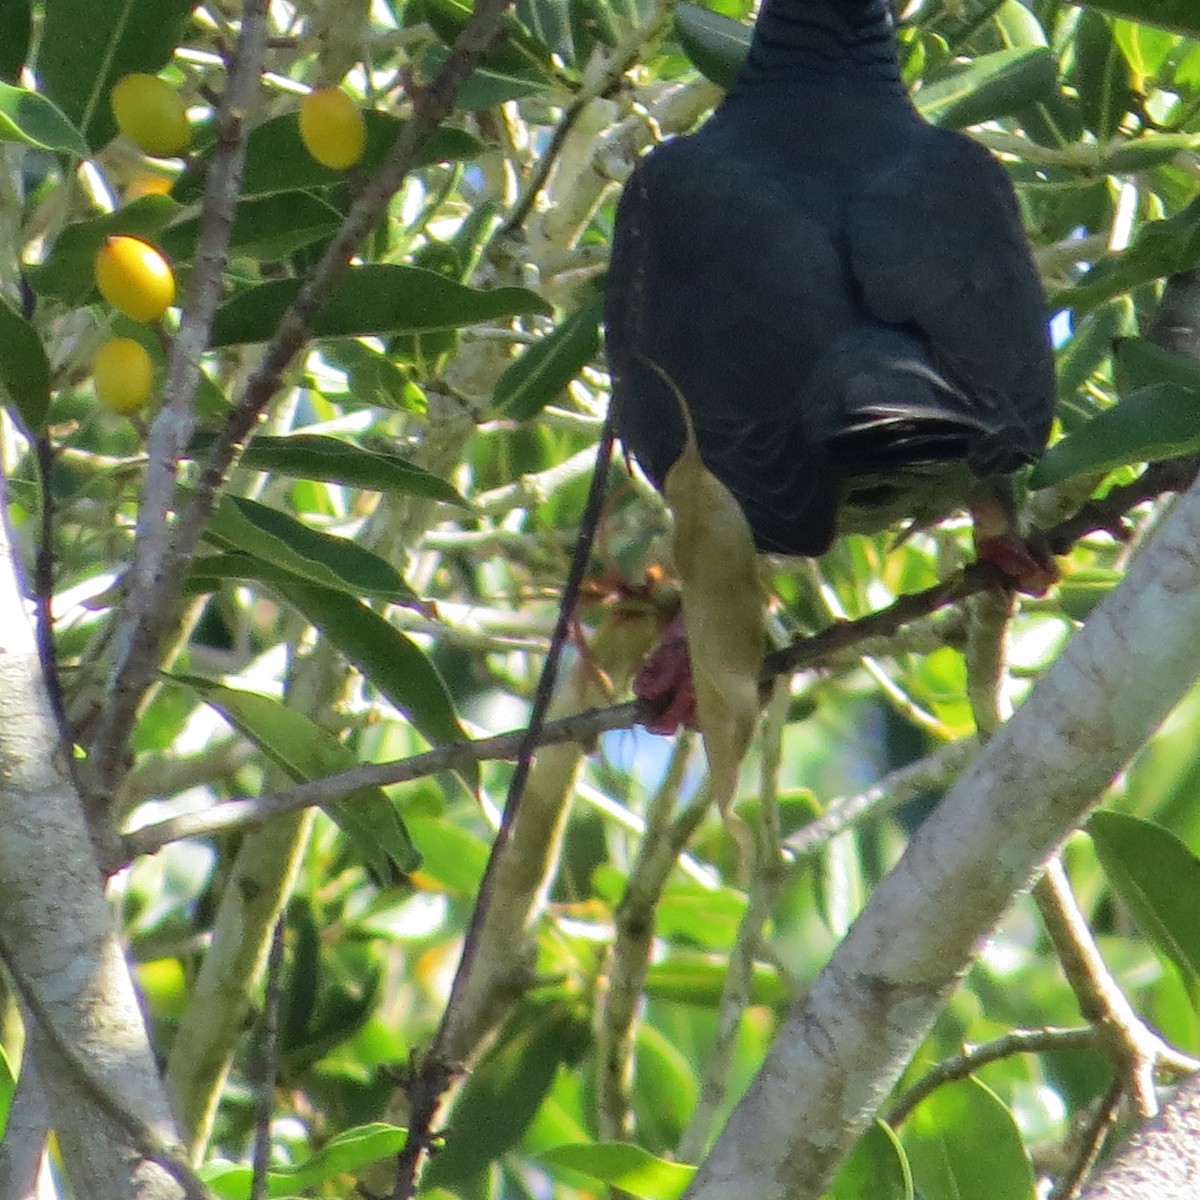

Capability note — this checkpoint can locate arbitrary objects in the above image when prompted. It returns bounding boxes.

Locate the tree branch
[681,463,1200,1200]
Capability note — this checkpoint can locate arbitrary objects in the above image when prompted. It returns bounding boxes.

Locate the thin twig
[886,1027,1099,1127]
[1048,1077,1125,1200]
[783,737,978,860]
[82,0,272,812]
[83,0,523,819]
[389,411,616,1198]
[679,682,791,1162]
[250,918,287,1200]
[32,435,67,741]
[1034,858,1200,1119]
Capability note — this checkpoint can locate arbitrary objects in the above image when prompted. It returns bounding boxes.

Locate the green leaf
[0,82,88,154]
[189,432,470,508]
[0,1,30,82]
[827,1120,913,1200]
[902,1077,1035,1200]
[642,953,789,1007]
[204,494,418,604]
[200,1122,409,1199]
[282,583,472,763]
[1114,336,1200,395]
[25,195,180,306]
[172,112,484,202]
[424,0,559,78]
[159,192,342,265]
[405,815,489,895]
[494,296,602,419]
[539,1143,695,1200]
[422,46,548,108]
[1099,132,1200,174]
[1078,0,1200,37]
[424,1005,592,1189]
[1089,810,1200,987]
[1055,195,1200,317]
[1030,381,1200,488]
[0,297,50,432]
[1077,11,1136,142]
[917,48,1058,128]
[39,0,193,149]
[171,677,421,881]
[210,265,551,347]
[674,4,749,89]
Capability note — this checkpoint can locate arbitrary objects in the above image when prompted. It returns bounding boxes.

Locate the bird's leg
[633,612,700,734]
[971,486,1058,597]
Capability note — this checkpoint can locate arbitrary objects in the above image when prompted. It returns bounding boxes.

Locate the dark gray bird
[605,0,1055,572]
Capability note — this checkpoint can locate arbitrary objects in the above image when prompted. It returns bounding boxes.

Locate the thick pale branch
[683,467,1200,1200]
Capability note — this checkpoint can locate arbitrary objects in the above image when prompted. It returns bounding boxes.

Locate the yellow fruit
[95,236,176,323]
[299,86,367,170]
[93,338,154,416]
[124,174,174,202]
[111,73,190,157]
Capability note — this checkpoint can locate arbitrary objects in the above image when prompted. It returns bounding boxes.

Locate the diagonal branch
[83,0,523,823]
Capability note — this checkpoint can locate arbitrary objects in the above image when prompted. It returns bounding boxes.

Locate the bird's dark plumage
[605,0,1054,558]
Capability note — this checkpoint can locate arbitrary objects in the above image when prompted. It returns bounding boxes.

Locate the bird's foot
[976,531,1058,597]
[634,614,699,734]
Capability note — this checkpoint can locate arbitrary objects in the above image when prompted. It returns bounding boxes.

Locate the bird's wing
[846,126,1054,468]
[606,138,855,554]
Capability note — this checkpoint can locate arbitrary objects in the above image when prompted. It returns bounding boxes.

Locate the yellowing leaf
[656,391,764,809]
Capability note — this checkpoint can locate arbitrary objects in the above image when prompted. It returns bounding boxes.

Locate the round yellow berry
[93,338,154,416]
[299,86,367,170]
[94,236,176,323]
[111,73,190,157]
[124,174,174,202]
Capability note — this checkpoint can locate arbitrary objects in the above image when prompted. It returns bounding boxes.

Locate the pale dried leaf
[665,437,765,810]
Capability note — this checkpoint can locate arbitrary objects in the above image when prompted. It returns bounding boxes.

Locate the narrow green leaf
[674,4,750,89]
[1080,0,1200,38]
[172,112,483,202]
[1076,11,1136,142]
[405,816,489,896]
[1114,336,1200,395]
[0,82,88,154]
[1055,195,1200,317]
[420,46,548,108]
[211,433,470,508]
[643,953,789,1007]
[1030,382,1200,488]
[171,677,421,880]
[0,297,50,432]
[424,0,559,78]
[902,1077,1035,1200]
[0,0,30,82]
[917,48,1057,128]
[210,265,550,347]
[200,1123,409,1199]
[39,0,193,149]
[425,1006,592,1189]
[494,296,602,419]
[204,495,418,604]
[828,1121,913,1200]
[159,192,342,265]
[540,1143,695,1200]
[25,195,180,306]
[1099,131,1200,174]
[1090,810,1200,987]
[283,582,471,760]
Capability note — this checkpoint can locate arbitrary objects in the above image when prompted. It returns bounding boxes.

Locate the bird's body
[605,0,1054,559]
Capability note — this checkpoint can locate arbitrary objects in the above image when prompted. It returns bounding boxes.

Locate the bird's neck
[731,0,906,95]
